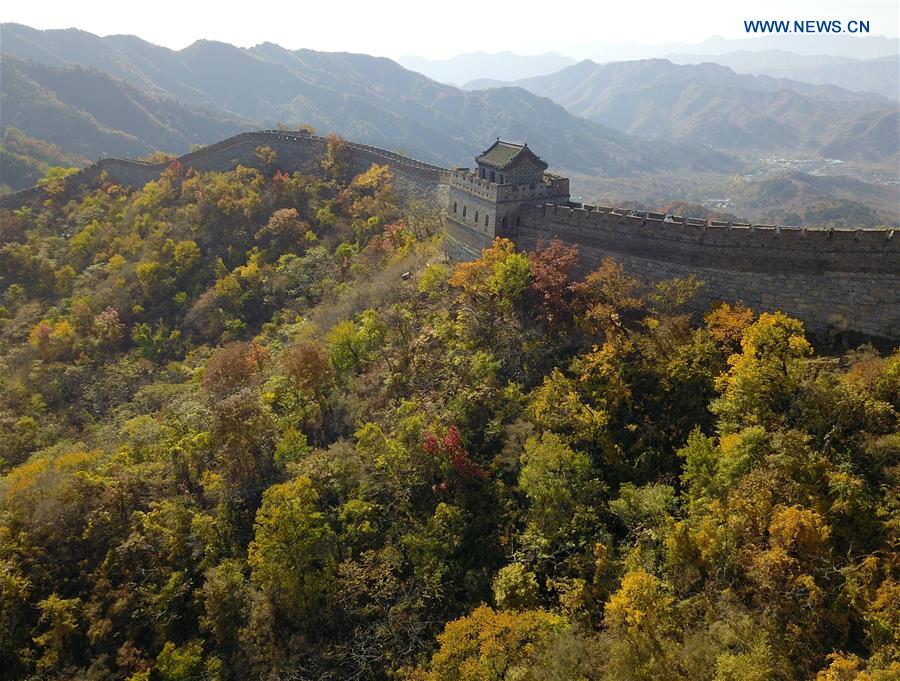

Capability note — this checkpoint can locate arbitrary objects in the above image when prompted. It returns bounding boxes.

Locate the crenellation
[0,129,450,211]
[2,132,896,340]
[511,200,899,339]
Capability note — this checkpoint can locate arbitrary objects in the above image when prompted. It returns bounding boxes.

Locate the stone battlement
[450,169,569,203]
[512,201,899,339]
[2,131,897,339]
[0,130,450,210]
[525,203,897,274]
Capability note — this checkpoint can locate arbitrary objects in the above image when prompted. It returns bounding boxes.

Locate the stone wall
[447,170,570,251]
[4,130,897,340]
[447,186,499,241]
[514,203,899,340]
[0,131,450,211]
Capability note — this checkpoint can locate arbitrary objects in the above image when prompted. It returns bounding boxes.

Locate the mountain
[820,108,900,163]
[467,59,899,163]
[2,90,896,681]
[660,34,900,61]
[549,34,899,63]
[726,172,897,227]
[396,51,577,85]
[669,51,900,100]
[0,24,737,176]
[0,127,87,192]
[1,55,252,161]
[669,50,858,72]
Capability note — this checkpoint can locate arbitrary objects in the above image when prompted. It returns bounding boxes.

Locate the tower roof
[476,139,548,171]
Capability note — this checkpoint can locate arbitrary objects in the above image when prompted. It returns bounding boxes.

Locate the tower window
[462,205,467,217]
[453,201,457,213]
[485,213,489,227]
[474,210,479,224]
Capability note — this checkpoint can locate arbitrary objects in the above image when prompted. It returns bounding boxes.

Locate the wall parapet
[449,169,570,203]
[513,200,899,340]
[522,202,897,274]
[0,130,451,210]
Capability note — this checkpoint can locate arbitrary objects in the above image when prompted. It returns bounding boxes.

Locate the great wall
[0,131,451,211]
[1,130,897,341]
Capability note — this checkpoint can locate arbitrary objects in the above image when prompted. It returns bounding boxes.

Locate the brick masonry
[2,132,896,340]
[0,131,450,212]
[512,204,899,340]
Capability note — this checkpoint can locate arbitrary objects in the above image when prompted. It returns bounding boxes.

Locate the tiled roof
[476,139,548,170]
[477,140,525,167]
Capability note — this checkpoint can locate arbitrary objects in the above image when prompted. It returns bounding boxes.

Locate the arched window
[453,201,457,213]
[484,213,489,227]
[462,205,467,218]
[474,210,479,224]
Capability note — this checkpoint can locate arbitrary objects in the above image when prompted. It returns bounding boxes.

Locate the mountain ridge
[668,50,900,100]
[0,23,739,177]
[462,58,900,163]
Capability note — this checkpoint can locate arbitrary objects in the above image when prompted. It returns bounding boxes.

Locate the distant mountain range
[565,34,899,62]
[0,23,737,180]
[464,59,899,164]
[397,51,577,85]
[395,42,899,99]
[669,51,900,100]
[1,55,251,159]
[1,23,896,227]
[415,35,895,66]
[670,34,899,61]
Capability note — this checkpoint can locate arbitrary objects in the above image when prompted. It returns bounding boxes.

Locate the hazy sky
[2,0,897,58]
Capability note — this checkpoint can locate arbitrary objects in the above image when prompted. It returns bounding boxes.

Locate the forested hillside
[0,143,897,680]
[0,127,86,194]
[0,23,738,177]
[467,58,900,164]
[0,55,250,163]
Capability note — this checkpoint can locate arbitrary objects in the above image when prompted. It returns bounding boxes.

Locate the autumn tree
[424,605,567,681]
[713,312,813,431]
[247,476,337,622]
[322,133,352,183]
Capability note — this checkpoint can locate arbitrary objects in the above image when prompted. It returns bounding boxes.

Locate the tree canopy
[0,151,896,680]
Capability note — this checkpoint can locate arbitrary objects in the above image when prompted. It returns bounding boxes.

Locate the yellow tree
[425,605,566,681]
[247,476,337,622]
[713,312,812,432]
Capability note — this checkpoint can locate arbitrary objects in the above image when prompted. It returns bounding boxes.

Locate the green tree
[247,476,337,621]
[713,312,812,431]
[33,594,83,672]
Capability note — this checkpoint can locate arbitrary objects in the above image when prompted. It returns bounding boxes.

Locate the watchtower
[445,139,570,260]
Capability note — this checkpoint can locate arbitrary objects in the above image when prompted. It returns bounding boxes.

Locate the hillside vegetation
[0,55,250,166]
[0,127,86,194]
[0,141,897,680]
